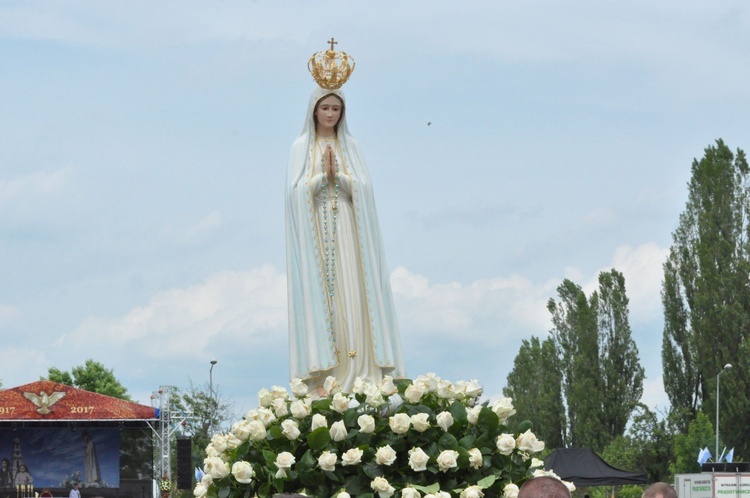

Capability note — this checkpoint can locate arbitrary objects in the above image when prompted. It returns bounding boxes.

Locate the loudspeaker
[176,438,193,490]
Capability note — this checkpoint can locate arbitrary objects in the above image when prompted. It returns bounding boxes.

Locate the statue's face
[315,95,342,129]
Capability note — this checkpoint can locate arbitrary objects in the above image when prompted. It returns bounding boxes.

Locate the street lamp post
[209,360,218,435]
[716,363,732,460]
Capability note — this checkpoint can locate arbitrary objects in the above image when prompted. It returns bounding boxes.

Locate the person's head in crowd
[518,476,571,498]
[642,482,677,498]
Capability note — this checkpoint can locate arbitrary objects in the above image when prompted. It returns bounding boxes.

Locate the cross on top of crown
[327,37,338,51]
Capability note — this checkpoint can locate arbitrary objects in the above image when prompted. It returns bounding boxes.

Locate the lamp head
[210,360,218,365]
[724,363,732,371]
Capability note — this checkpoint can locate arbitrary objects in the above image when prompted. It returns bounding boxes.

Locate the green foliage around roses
[195,375,547,498]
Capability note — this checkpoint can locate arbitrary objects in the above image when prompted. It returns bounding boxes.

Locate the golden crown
[308,38,355,90]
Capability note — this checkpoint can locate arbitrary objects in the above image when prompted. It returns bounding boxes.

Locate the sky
[1,1,749,428]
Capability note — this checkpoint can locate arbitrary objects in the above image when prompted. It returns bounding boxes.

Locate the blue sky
[1,1,749,424]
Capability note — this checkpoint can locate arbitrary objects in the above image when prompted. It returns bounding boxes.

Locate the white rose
[231,461,254,484]
[436,379,454,399]
[270,385,289,400]
[389,413,411,434]
[375,445,398,466]
[464,379,483,399]
[311,413,328,431]
[290,378,308,398]
[318,451,338,471]
[204,443,219,458]
[401,488,421,498]
[281,419,301,440]
[404,383,425,403]
[408,447,429,472]
[460,486,484,498]
[453,381,469,401]
[200,473,212,487]
[232,420,251,441]
[436,411,454,432]
[358,414,376,433]
[193,483,207,498]
[257,407,276,427]
[436,450,459,472]
[371,476,395,498]
[247,420,267,441]
[272,397,289,417]
[466,406,482,425]
[244,409,259,422]
[331,392,350,413]
[410,413,430,432]
[491,397,516,422]
[257,388,273,407]
[435,492,452,498]
[564,481,576,493]
[415,373,439,393]
[225,433,242,450]
[341,447,364,466]
[330,420,348,442]
[516,429,545,453]
[348,376,362,394]
[324,376,342,395]
[530,458,544,468]
[337,492,351,498]
[496,433,516,455]
[503,484,519,498]
[365,383,386,407]
[468,448,483,469]
[380,376,398,395]
[290,399,312,419]
[204,456,230,479]
[274,451,295,478]
[210,434,229,454]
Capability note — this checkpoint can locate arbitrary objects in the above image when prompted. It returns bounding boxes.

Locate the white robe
[285,88,406,392]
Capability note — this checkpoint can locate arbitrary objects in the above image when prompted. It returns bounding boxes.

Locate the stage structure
[0,381,158,498]
[147,386,196,487]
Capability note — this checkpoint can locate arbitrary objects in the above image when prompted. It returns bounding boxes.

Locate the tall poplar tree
[545,269,644,451]
[661,139,750,452]
[504,336,566,448]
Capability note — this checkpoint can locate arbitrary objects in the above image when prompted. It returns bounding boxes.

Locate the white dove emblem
[23,390,66,414]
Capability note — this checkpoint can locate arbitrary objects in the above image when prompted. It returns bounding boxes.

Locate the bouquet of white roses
[194,374,548,498]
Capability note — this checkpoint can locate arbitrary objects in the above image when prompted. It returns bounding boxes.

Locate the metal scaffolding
[147,385,194,482]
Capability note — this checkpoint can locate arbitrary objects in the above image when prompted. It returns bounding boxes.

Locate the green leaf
[516,420,533,434]
[438,432,459,451]
[307,426,330,451]
[217,487,230,498]
[477,475,497,488]
[412,483,440,494]
[458,435,477,449]
[450,400,468,426]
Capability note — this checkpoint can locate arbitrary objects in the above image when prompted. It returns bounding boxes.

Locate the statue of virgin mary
[285,73,406,393]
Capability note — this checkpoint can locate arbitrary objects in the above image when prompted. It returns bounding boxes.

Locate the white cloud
[0,169,70,204]
[60,265,287,362]
[391,266,554,343]
[0,347,49,389]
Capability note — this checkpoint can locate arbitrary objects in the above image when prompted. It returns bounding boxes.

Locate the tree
[46,359,131,400]
[172,380,234,468]
[504,336,566,448]
[670,411,714,475]
[661,140,750,452]
[547,269,644,451]
[602,404,673,483]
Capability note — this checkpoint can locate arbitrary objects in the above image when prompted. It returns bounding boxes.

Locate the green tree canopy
[546,269,644,451]
[46,359,131,400]
[661,139,750,453]
[504,336,566,448]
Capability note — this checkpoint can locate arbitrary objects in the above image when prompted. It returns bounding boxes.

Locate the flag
[697,447,711,465]
[719,447,727,463]
[195,467,204,482]
[726,448,735,463]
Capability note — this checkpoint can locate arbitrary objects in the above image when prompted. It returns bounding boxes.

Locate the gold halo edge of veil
[308,37,355,90]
